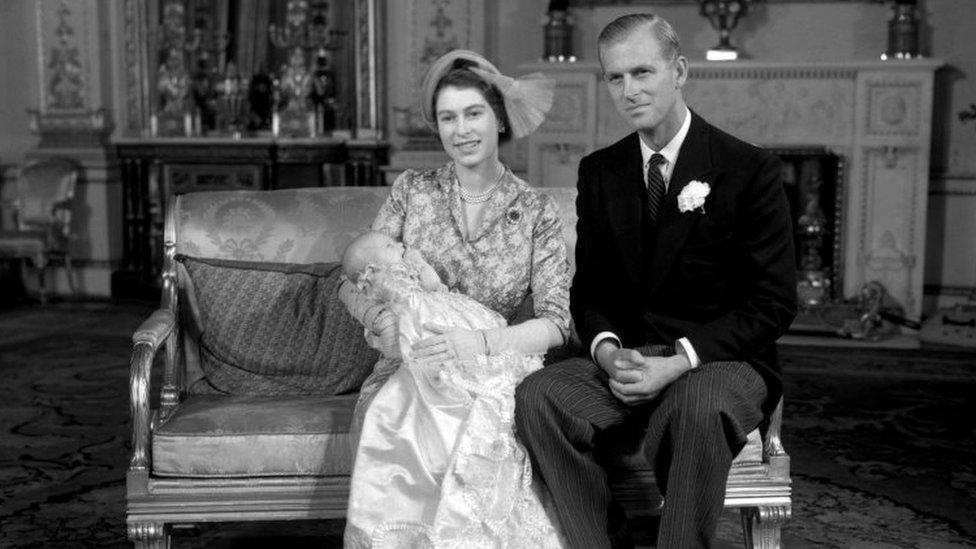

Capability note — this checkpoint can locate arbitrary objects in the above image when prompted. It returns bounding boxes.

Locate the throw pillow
[179,255,379,395]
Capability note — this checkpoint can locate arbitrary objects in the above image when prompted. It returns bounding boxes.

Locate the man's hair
[597,13,682,65]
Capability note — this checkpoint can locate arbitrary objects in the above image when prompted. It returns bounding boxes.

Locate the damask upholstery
[181,257,377,395]
[175,187,391,263]
[152,394,357,477]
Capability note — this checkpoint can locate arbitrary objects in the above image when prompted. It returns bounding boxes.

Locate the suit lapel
[601,134,646,290]
[647,112,716,297]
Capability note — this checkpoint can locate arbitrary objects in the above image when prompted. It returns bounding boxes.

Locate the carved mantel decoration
[521,59,943,321]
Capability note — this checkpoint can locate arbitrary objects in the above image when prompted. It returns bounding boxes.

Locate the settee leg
[128,521,170,549]
[740,505,790,549]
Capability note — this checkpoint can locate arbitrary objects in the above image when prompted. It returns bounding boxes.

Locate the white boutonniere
[677,180,710,213]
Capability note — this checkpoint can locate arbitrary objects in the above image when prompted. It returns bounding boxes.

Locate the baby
[341,230,506,361]
[342,230,447,292]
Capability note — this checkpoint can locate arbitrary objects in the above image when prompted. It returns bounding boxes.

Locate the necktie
[646,153,667,224]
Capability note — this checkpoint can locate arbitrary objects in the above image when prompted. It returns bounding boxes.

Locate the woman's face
[435,85,500,170]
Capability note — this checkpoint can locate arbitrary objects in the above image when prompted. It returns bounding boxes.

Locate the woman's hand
[411,324,486,363]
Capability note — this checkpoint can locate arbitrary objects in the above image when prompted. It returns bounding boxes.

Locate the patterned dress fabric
[345,163,571,548]
[354,163,571,423]
[345,260,562,548]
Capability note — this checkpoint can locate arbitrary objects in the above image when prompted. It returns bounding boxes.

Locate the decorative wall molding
[865,82,921,137]
[354,0,383,138]
[681,78,855,145]
[122,0,152,135]
[43,0,87,110]
[924,284,976,297]
[857,146,923,313]
[929,175,976,195]
[32,0,114,141]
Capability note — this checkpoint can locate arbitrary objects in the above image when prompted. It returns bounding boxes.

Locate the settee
[126,186,791,548]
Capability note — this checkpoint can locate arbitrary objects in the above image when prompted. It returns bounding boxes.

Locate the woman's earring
[498,122,506,133]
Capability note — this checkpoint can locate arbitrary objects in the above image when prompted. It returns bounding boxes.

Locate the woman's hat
[419,49,555,139]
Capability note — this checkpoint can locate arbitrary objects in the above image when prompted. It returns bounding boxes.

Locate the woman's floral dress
[344,162,571,548]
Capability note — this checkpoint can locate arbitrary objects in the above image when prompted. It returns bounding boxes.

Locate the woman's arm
[478,193,572,355]
[482,317,562,355]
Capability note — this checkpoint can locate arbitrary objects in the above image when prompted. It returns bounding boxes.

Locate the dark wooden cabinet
[112,136,388,300]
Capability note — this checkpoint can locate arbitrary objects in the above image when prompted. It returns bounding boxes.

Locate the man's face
[600,27,687,136]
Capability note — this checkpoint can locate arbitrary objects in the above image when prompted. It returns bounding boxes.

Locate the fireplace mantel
[520,59,943,320]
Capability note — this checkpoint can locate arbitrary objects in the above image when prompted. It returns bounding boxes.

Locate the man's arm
[570,156,618,348]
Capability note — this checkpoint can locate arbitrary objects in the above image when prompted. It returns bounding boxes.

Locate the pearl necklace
[457,167,505,204]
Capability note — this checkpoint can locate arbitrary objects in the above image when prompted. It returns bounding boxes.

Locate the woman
[341,50,569,547]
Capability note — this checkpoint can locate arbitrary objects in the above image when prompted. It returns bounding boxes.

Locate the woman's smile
[454,139,481,153]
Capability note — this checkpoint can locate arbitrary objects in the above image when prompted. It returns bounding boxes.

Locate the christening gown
[344,260,563,548]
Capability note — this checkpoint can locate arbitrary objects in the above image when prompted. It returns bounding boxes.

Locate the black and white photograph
[1,0,974,547]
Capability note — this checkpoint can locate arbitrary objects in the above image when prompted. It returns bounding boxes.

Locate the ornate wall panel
[31,0,113,141]
[857,147,924,314]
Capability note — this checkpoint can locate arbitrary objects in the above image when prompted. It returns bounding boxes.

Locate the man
[515,13,797,548]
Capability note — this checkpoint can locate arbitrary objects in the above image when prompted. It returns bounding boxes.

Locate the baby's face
[370,235,405,265]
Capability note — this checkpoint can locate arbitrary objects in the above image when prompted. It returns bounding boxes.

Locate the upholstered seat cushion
[152,394,358,478]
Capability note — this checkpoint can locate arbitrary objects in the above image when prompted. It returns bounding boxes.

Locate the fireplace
[520,59,941,321]
[775,148,845,306]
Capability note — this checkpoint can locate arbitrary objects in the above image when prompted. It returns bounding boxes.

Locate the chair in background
[0,158,79,304]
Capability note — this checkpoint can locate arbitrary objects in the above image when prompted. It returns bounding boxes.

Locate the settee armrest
[763,396,790,478]
[129,309,174,471]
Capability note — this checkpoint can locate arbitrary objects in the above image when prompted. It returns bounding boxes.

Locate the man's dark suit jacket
[570,110,797,410]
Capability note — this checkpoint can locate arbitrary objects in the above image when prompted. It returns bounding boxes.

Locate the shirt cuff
[676,337,701,369]
[590,331,621,362]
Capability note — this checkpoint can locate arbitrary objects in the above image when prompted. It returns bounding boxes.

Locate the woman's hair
[432,59,513,143]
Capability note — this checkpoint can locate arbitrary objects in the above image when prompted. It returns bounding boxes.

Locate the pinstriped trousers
[514,348,768,549]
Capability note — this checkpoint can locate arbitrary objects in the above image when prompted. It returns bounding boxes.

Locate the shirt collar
[638,106,692,176]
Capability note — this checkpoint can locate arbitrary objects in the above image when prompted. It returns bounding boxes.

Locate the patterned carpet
[1,301,974,548]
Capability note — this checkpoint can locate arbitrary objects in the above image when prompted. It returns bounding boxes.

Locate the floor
[1,300,974,548]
